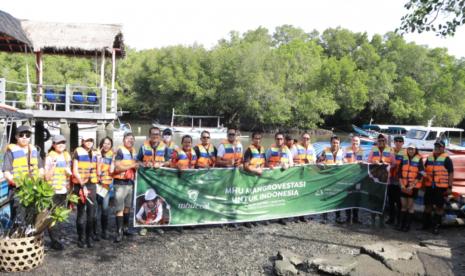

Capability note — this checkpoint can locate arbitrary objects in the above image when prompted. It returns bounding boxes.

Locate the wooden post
[35,52,43,110]
[100,50,105,88]
[34,120,45,159]
[60,119,70,152]
[101,86,107,113]
[70,122,79,153]
[111,48,116,91]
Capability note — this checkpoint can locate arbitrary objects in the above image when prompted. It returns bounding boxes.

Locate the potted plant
[0,176,78,272]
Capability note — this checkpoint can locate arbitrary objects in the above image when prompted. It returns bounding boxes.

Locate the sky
[2,0,465,58]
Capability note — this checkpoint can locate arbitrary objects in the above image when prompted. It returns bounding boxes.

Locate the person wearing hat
[71,133,100,248]
[113,132,139,242]
[422,139,454,234]
[368,133,395,227]
[397,143,424,232]
[44,135,72,250]
[137,127,170,169]
[136,189,163,226]
[162,128,179,162]
[2,125,44,225]
[385,136,406,226]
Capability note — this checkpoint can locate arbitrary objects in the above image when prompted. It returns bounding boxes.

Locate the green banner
[134,164,388,227]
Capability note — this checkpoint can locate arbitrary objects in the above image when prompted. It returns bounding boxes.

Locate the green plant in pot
[5,175,78,238]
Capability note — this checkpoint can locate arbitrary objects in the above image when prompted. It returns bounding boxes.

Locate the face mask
[163,135,171,142]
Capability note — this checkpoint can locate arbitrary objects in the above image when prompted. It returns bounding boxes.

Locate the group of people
[2,125,454,251]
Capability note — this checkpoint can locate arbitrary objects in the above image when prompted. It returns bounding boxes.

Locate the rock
[274,260,298,276]
[350,254,397,276]
[417,251,453,276]
[277,249,305,266]
[360,243,414,262]
[308,254,357,275]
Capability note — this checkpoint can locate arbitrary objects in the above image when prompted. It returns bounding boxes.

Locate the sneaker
[139,228,148,236]
[155,228,164,235]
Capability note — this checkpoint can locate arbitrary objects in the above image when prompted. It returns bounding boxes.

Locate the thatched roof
[20,20,124,57]
[0,9,124,58]
[0,10,31,52]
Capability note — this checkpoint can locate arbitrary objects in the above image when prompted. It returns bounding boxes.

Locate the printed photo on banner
[134,188,171,226]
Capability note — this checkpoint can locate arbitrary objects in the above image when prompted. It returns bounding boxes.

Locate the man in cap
[162,128,179,162]
[422,140,453,234]
[71,133,100,248]
[385,136,406,226]
[2,125,44,223]
[113,132,139,242]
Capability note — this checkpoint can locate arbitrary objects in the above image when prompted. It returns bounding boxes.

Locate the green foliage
[399,0,465,36]
[2,25,465,129]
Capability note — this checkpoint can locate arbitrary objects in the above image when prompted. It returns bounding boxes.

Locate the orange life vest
[294,143,316,164]
[425,153,450,188]
[390,148,406,180]
[400,154,422,194]
[321,147,344,165]
[71,147,99,184]
[113,146,137,181]
[220,140,243,165]
[196,144,216,168]
[267,144,290,167]
[370,146,392,163]
[99,149,114,189]
[344,146,364,163]
[170,148,197,169]
[247,144,266,167]
[141,140,166,164]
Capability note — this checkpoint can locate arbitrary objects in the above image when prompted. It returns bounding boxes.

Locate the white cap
[79,132,95,141]
[145,188,157,201]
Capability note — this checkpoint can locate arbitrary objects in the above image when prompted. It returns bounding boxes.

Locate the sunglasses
[18,132,31,138]
[394,140,404,143]
[227,133,236,136]
[201,136,210,139]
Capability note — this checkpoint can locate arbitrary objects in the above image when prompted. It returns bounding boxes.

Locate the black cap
[163,128,172,136]
[16,125,31,133]
[285,134,293,141]
[434,140,446,147]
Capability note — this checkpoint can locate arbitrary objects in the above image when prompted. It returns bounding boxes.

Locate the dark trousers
[73,183,97,239]
[387,184,401,221]
[47,194,67,242]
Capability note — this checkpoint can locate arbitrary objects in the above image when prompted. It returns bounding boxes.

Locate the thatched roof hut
[20,20,124,57]
[0,10,31,52]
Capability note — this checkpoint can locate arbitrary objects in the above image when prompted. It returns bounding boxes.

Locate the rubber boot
[114,216,123,243]
[403,213,412,232]
[335,211,343,224]
[396,211,406,231]
[345,209,352,224]
[123,213,135,236]
[385,208,395,225]
[77,223,85,248]
[92,219,100,241]
[432,214,441,235]
[101,214,109,240]
[48,227,64,250]
[353,209,360,224]
[86,221,94,248]
[371,213,376,227]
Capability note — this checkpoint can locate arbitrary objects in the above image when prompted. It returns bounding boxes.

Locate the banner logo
[188,189,199,202]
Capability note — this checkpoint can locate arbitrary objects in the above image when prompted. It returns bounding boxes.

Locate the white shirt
[136,201,163,224]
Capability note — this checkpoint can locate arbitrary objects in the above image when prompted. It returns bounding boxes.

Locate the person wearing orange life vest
[72,134,100,248]
[318,136,344,223]
[385,136,405,227]
[113,132,139,243]
[216,127,243,168]
[95,137,114,240]
[292,132,316,165]
[422,139,453,235]
[243,132,266,176]
[137,127,170,169]
[194,130,217,168]
[266,132,293,169]
[171,135,197,170]
[397,143,424,232]
[2,125,44,225]
[368,134,395,227]
[44,135,71,251]
[342,136,364,224]
[136,188,163,225]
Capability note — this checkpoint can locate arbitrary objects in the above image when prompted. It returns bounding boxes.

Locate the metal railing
[0,78,117,114]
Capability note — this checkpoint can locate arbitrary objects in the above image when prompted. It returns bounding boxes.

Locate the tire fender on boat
[43,128,51,142]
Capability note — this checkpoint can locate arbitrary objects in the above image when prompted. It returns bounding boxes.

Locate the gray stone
[274,260,299,276]
[350,254,397,276]
[308,254,357,275]
[277,249,305,266]
[361,243,414,262]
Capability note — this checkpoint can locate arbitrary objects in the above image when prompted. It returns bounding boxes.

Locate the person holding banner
[368,133,395,227]
[266,132,293,169]
[2,125,44,225]
[292,132,316,165]
[113,132,138,243]
[96,137,114,240]
[342,136,364,224]
[194,130,217,168]
[318,135,344,223]
[137,127,170,169]
[216,127,243,168]
[171,135,197,170]
[386,136,405,227]
[71,134,100,248]
[398,143,424,232]
[243,132,266,176]
[422,139,453,235]
[44,135,72,250]
[162,128,179,161]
